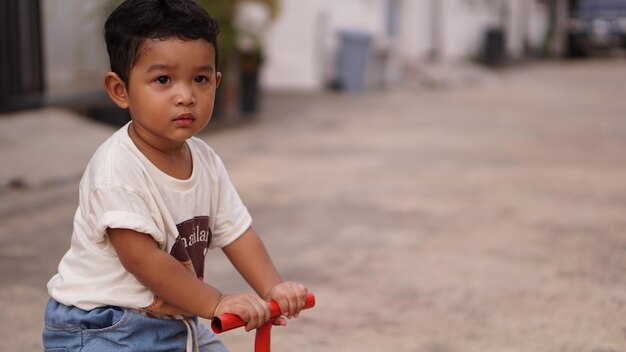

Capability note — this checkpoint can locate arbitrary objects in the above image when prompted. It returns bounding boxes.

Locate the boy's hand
[213,293,271,331]
[265,281,308,326]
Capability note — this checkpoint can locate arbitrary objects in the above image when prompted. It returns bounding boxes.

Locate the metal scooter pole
[212,293,316,352]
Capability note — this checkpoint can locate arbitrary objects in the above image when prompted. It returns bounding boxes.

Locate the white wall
[262,0,388,90]
[506,0,525,58]
[40,0,549,94]
[395,1,433,62]
[260,1,322,90]
[440,0,498,61]
[262,0,542,90]
[42,0,111,96]
[528,0,549,51]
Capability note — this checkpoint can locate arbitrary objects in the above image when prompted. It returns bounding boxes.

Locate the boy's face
[123,38,221,146]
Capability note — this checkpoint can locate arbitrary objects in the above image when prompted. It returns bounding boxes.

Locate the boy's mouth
[173,113,195,127]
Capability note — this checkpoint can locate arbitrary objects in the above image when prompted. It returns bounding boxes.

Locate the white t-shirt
[47,123,252,314]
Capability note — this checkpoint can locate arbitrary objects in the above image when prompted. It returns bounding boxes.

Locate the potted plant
[197,0,279,116]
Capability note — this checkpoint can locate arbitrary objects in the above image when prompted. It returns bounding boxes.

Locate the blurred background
[3,0,618,115]
[1,0,626,351]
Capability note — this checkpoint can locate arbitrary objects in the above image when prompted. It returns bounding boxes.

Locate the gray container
[336,30,372,92]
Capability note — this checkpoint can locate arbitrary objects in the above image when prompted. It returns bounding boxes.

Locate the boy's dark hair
[104,0,219,84]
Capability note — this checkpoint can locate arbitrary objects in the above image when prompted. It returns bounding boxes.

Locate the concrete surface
[0,108,113,189]
[1,59,625,352]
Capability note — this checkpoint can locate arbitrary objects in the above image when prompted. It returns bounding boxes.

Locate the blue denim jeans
[43,299,228,352]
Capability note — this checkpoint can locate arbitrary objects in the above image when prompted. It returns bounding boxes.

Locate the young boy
[43,1,308,351]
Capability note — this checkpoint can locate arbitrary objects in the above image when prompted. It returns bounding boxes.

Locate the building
[0,0,555,112]
[261,0,551,90]
[0,0,111,112]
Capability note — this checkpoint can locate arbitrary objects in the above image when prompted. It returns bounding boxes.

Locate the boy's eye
[155,76,171,84]
[194,76,208,83]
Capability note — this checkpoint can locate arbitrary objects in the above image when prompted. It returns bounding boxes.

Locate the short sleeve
[89,186,166,247]
[209,155,252,249]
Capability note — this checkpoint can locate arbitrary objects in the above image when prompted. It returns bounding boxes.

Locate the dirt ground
[1,59,625,351]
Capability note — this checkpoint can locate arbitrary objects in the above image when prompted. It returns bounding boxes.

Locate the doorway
[0,0,45,112]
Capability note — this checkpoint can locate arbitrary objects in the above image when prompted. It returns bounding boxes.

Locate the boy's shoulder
[187,136,223,166]
[187,137,232,180]
[83,124,149,188]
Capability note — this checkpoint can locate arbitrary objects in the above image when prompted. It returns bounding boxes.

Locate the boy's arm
[107,228,271,329]
[222,227,308,320]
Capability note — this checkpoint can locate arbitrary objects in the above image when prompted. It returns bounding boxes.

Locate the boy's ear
[216,72,222,89]
[103,72,129,109]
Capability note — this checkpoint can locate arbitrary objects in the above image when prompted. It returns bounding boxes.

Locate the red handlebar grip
[212,292,316,333]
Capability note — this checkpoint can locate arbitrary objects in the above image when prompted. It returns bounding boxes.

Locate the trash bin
[482,26,505,67]
[336,30,372,92]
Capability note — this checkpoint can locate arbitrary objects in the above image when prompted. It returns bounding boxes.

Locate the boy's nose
[175,86,196,106]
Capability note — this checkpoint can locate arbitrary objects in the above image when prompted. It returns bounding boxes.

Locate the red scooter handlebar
[211,292,316,333]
